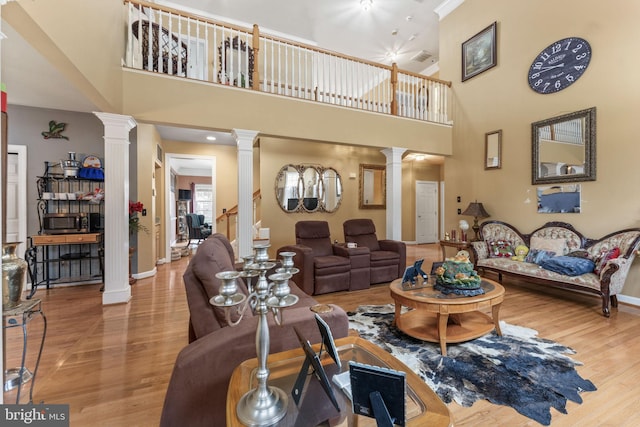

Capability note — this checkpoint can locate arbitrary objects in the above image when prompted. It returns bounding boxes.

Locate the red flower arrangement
[129,201,149,235]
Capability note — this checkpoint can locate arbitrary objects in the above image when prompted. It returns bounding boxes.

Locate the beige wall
[260,138,387,257]
[135,124,161,273]
[260,137,443,254]
[439,0,640,297]
[122,71,452,155]
[4,0,124,112]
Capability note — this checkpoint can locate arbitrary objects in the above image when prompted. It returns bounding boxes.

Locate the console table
[25,233,103,298]
[439,239,470,261]
[3,298,47,404]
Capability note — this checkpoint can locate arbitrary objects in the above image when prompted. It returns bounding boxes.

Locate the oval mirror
[301,166,320,212]
[532,107,596,185]
[321,168,342,213]
[275,164,302,212]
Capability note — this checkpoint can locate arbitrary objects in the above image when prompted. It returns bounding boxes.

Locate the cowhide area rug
[347,305,596,426]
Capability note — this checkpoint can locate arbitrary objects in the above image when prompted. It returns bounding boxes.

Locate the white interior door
[416,181,438,243]
[7,146,27,258]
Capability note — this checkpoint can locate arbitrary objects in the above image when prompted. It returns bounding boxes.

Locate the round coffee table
[389,278,505,356]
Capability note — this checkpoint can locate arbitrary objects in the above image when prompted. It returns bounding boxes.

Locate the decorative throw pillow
[594,247,621,275]
[540,256,595,276]
[524,249,556,265]
[488,240,514,258]
[530,236,568,256]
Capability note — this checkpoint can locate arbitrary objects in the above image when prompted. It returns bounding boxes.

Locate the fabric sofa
[469,221,640,317]
[160,233,349,427]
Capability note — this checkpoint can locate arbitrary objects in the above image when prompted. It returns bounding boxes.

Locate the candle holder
[210,244,299,426]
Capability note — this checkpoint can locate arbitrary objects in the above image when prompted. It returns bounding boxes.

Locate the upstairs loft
[121,0,454,153]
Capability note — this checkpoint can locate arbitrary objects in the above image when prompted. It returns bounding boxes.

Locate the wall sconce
[461,201,490,241]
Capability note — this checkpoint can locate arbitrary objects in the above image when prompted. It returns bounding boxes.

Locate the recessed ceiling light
[360,0,373,11]
[391,28,398,36]
[406,15,413,21]
[206,135,217,141]
[408,33,418,41]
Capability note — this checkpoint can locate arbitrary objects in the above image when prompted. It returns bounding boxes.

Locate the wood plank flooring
[5,244,640,426]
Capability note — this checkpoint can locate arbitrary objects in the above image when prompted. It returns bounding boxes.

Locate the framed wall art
[462,21,497,82]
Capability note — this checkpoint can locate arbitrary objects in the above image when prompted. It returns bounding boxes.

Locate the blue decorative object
[434,283,485,296]
[78,167,104,181]
[540,256,595,276]
[401,259,428,285]
[525,249,556,265]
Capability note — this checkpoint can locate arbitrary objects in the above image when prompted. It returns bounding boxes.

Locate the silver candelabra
[210,245,299,426]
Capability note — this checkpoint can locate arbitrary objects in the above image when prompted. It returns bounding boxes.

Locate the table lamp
[461,201,490,241]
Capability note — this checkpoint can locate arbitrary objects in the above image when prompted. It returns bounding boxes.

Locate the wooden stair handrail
[216,189,261,238]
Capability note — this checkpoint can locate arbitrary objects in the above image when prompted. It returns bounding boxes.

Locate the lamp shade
[462,202,490,219]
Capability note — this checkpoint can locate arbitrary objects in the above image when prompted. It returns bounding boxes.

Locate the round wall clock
[528,37,591,94]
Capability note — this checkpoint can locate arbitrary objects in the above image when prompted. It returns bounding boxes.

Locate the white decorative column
[381,147,406,240]
[233,129,259,259]
[94,112,137,305]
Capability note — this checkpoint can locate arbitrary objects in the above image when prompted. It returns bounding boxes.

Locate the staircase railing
[216,189,261,242]
[123,0,452,125]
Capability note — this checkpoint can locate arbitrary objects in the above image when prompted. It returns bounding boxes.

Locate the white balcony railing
[124,0,452,124]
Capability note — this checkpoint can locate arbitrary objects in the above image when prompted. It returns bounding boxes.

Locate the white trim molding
[434,0,464,20]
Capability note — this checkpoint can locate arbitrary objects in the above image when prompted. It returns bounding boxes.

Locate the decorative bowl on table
[434,251,484,296]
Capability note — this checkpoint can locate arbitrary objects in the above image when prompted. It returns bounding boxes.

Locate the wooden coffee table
[227,336,452,426]
[390,278,504,356]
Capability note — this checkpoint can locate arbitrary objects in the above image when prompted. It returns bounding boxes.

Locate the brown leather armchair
[278,221,352,295]
[343,218,406,284]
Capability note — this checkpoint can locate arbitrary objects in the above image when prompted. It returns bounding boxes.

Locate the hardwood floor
[5,244,640,426]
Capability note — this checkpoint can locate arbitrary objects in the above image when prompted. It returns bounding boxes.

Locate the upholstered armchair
[278,221,352,295]
[343,218,406,284]
[186,213,212,243]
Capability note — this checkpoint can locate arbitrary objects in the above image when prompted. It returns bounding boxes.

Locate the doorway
[164,153,216,260]
[6,145,27,258]
[415,181,438,243]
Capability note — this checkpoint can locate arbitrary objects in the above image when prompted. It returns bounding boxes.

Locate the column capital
[381,147,407,162]
[93,112,137,141]
[233,129,259,150]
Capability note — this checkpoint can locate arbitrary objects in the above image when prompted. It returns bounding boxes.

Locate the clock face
[528,37,591,94]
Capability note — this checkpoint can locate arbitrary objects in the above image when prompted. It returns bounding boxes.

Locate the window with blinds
[194,184,213,224]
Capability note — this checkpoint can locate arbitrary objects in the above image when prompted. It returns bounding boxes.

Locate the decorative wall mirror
[218,36,254,87]
[275,164,342,213]
[359,164,386,209]
[485,130,502,170]
[532,107,596,185]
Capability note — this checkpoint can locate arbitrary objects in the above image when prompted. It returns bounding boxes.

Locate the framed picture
[462,22,497,82]
[485,129,502,170]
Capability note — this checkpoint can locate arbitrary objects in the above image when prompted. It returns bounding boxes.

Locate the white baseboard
[102,285,131,305]
[617,294,640,308]
[133,267,157,280]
